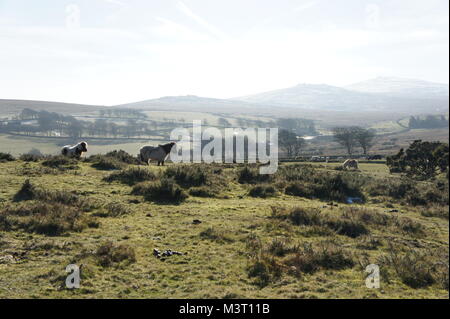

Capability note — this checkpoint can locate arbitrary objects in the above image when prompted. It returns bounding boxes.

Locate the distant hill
[234,81,449,114]
[117,95,280,114]
[0,99,104,116]
[346,77,449,100]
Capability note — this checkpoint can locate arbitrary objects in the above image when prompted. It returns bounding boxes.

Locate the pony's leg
[161,161,165,166]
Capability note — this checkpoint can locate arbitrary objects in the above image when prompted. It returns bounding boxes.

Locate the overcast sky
[0,0,448,105]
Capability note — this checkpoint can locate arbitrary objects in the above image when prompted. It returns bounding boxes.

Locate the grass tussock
[271,206,369,238]
[285,173,365,203]
[132,178,188,204]
[13,180,95,211]
[246,235,355,287]
[189,186,218,198]
[284,242,355,276]
[95,241,137,267]
[95,202,132,218]
[377,244,448,290]
[199,227,235,243]
[0,202,97,236]
[104,167,157,185]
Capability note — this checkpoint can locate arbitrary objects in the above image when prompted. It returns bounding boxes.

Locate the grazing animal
[342,159,359,170]
[140,142,176,166]
[61,142,88,159]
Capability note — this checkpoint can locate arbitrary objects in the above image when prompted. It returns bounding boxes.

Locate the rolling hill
[234,79,449,114]
[0,99,104,117]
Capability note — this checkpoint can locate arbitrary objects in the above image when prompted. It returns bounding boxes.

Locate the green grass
[0,159,448,299]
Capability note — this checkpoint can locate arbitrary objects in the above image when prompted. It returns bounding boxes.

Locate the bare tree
[355,128,376,155]
[332,127,360,156]
[279,129,305,158]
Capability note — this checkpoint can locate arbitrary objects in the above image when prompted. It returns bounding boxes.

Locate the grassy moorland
[0,154,448,299]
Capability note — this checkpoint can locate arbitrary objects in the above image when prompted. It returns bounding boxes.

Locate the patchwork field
[0,153,448,299]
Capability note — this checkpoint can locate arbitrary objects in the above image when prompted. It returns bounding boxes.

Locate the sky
[0,0,448,105]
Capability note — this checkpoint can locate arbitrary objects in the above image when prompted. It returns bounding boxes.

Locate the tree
[332,127,360,156]
[355,128,376,155]
[279,130,305,158]
[387,140,449,179]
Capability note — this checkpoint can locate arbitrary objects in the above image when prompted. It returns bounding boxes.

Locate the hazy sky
[0,0,448,105]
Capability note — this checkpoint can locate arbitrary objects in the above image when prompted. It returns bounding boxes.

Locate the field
[0,156,448,299]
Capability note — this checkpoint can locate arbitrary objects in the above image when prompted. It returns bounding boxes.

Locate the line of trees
[332,126,376,156]
[1,109,164,139]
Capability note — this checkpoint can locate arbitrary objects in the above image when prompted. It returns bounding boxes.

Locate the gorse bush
[91,156,125,170]
[0,153,15,162]
[19,153,46,162]
[163,165,209,187]
[237,166,274,184]
[132,178,188,204]
[42,156,79,169]
[249,185,277,198]
[104,167,157,185]
[104,150,140,165]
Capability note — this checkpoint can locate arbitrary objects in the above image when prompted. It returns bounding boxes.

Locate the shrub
[237,166,274,184]
[325,218,369,238]
[164,165,209,187]
[266,238,299,257]
[132,178,188,204]
[104,150,140,164]
[0,153,15,162]
[271,207,322,227]
[104,167,157,185]
[285,174,364,203]
[91,157,125,170]
[19,149,46,162]
[42,156,78,169]
[95,241,136,267]
[249,185,277,198]
[379,245,437,289]
[247,254,283,287]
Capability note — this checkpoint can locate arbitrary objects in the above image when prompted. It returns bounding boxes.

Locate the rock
[146,213,153,217]
[192,219,202,225]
